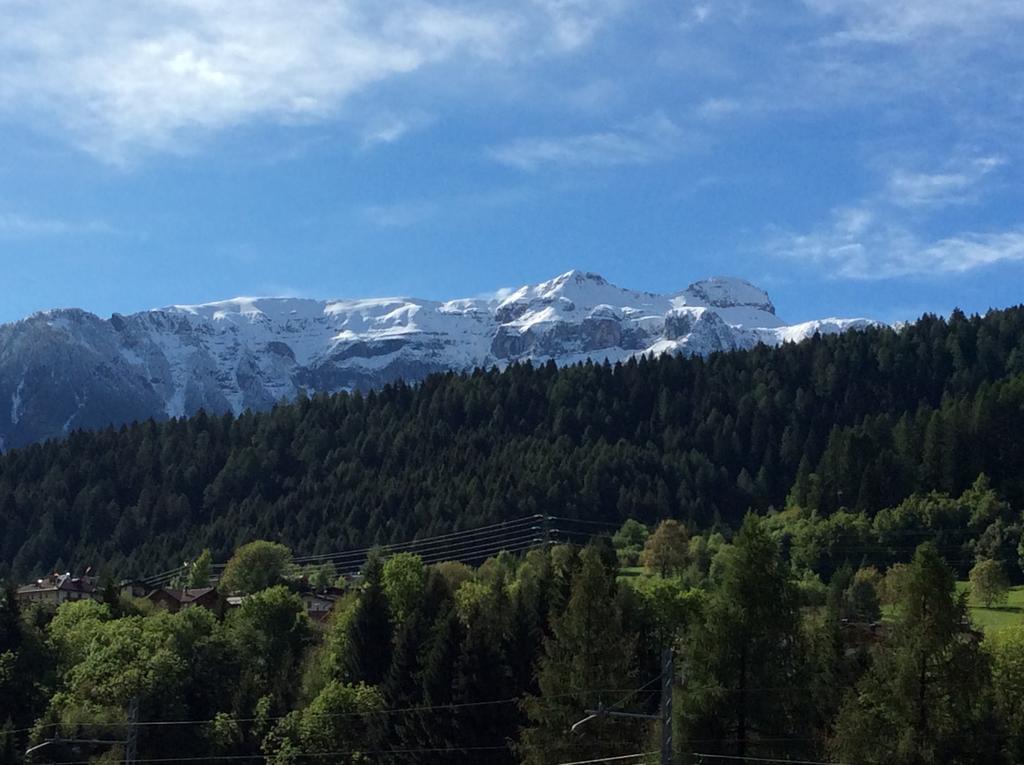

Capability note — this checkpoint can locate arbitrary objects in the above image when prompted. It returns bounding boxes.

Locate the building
[301,590,341,622]
[16,573,99,606]
[147,586,223,614]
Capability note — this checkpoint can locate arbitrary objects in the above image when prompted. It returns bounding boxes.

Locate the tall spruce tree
[415,605,466,760]
[344,553,393,686]
[520,546,640,765]
[831,543,998,764]
[681,514,815,760]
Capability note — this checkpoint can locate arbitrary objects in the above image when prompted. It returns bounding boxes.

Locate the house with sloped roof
[16,573,99,606]
[147,586,223,614]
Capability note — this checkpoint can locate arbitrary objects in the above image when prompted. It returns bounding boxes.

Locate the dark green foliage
[219,541,293,596]
[343,554,392,687]
[831,544,1000,764]
[3,306,1024,764]
[227,586,311,713]
[4,307,1024,578]
[520,547,641,765]
[682,514,815,760]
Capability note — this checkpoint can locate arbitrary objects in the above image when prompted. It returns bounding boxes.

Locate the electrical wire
[555,752,658,765]
[26,687,661,731]
[50,744,515,764]
[688,753,848,765]
[143,515,549,584]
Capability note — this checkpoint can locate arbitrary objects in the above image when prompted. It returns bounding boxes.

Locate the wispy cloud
[803,0,1024,44]
[488,112,689,171]
[0,1,625,162]
[696,97,743,121]
[885,156,1005,208]
[532,0,629,51]
[770,210,1024,279]
[474,286,517,302]
[361,201,439,228]
[0,212,119,239]
[767,155,1021,278]
[359,111,435,149]
[360,186,536,228]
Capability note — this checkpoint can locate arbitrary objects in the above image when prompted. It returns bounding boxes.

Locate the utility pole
[660,648,674,765]
[569,647,676,765]
[25,697,140,764]
[125,696,139,765]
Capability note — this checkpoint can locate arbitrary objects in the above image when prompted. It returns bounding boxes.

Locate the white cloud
[767,155,1021,278]
[474,286,517,301]
[361,201,439,228]
[359,185,535,228]
[803,0,1024,44]
[885,156,1005,208]
[531,0,629,51]
[0,0,625,162]
[488,112,688,171]
[359,111,436,149]
[696,97,743,121]
[771,212,1024,279]
[0,212,119,238]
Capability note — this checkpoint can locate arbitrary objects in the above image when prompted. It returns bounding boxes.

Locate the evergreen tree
[682,514,814,760]
[831,543,998,764]
[187,548,213,588]
[988,626,1024,763]
[344,554,393,686]
[520,547,639,765]
[451,609,516,765]
[414,605,465,758]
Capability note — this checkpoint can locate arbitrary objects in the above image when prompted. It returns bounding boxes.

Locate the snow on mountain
[0,271,877,450]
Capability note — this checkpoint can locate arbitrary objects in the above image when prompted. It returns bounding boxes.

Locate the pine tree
[831,543,998,764]
[187,548,213,588]
[682,514,814,760]
[414,605,465,759]
[344,554,393,686]
[451,613,516,765]
[520,547,640,765]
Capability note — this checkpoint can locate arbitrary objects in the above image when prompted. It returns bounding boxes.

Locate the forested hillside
[2,524,1023,764]
[3,306,1024,579]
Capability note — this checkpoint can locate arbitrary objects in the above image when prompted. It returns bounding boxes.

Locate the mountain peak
[548,269,608,287]
[683,276,775,315]
[0,272,876,450]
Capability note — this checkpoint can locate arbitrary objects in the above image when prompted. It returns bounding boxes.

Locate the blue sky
[1,0,1022,325]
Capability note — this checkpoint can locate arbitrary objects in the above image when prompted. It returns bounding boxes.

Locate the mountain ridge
[0,270,875,450]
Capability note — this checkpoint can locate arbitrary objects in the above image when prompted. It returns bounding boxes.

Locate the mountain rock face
[0,271,875,450]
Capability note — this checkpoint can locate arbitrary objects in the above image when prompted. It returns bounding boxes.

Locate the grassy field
[957,581,1024,634]
[618,565,645,580]
[618,566,1024,635]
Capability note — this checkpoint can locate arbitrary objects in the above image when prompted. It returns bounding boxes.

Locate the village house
[16,573,99,606]
[147,586,224,614]
[300,589,341,622]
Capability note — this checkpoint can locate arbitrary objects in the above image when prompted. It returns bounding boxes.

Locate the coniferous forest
[2,306,1024,764]
[3,306,1024,580]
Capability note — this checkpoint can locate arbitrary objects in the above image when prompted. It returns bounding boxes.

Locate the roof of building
[148,586,218,604]
[16,573,97,595]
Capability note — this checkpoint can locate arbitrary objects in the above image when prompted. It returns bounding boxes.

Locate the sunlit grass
[957,581,1024,634]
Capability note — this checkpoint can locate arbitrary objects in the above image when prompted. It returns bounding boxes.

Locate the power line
[52,744,515,764]
[688,753,848,765]
[142,515,551,585]
[555,752,658,765]
[293,516,545,564]
[29,698,520,731]
[28,688,659,731]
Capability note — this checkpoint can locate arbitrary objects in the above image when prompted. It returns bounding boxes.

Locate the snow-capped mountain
[0,271,876,450]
